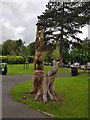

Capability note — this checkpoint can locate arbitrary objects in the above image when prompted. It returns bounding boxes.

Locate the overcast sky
[0,0,88,46]
[1,1,48,45]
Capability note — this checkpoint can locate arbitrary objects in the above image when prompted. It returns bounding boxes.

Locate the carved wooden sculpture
[30,23,44,98]
[30,23,58,103]
[43,60,58,103]
[33,23,44,71]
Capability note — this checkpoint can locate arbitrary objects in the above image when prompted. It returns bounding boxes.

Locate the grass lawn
[10,73,88,118]
[7,64,71,76]
[7,64,84,76]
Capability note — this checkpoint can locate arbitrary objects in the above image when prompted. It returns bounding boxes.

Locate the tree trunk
[59,28,63,67]
[59,2,64,67]
[30,60,58,103]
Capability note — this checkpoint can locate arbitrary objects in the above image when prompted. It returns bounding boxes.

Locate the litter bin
[0,63,7,75]
[71,67,78,76]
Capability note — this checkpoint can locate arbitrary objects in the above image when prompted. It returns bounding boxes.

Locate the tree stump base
[30,70,44,100]
[30,60,58,103]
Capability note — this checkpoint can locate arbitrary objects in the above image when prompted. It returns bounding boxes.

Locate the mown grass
[7,64,71,76]
[10,73,88,118]
[7,64,85,76]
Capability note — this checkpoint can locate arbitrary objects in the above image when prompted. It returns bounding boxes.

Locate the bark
[30,70,44,95]
[43,60,58,103]
[30,60,58,103]
[59,2,64,67]
[30,24,58,103]
[60,32,63,67]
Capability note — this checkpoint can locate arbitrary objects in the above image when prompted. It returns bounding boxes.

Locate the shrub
[0,56,32,64]
[15,56,25,64]
[0,56,8,63]
[28,56,34,63]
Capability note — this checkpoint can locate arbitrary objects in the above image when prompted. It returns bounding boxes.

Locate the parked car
[70,62,80,68]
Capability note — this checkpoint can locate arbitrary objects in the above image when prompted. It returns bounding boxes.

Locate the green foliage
[42,51,47,60]
[45,53,52,63]
[2,39,34,64]
[2,39,24,56]
[27,42,35,56]
[11,73,88,118]
[80,40,89,64]
[51,45,59,61]
[63,49,69,64]
[2,40,16,55]
[7,56,17,64]
[15,56,25,64]
[0,56,8,63]
[28,56,34,63]
[70,39,89,64]
[44,62,52,66]
[1,56,25,64]
[42,51,53,63]
[38,1,90,65]
[42,51,53,65]
[38,2,90,43]
[21,46,30,63]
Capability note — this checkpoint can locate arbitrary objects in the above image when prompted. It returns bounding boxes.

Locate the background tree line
[1,39,34,64]
[1,37,89,65]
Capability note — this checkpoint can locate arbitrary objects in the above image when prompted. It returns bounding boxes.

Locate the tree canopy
[2,39,24,55]
[38,1,90,66]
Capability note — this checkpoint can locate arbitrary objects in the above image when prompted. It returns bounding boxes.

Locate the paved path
[2,74,70,118]
[2,75,52,118]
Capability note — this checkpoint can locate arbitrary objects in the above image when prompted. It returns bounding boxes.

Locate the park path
[2,74,70,119]
[2,75,52,119]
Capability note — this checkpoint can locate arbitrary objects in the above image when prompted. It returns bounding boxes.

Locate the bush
[0,56,33,64]
[15,56,25,64]
[0,56,8,63]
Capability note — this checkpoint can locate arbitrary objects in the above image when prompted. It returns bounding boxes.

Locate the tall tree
[38,1,90,66]
[15,39,24,55]
[2,39,24,55]
[27,42,35,56]
[2,40,16,55]
[70,38,89,64]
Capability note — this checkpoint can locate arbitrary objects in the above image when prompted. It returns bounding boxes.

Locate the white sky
[0,0,89,46]
[0,0,48,45]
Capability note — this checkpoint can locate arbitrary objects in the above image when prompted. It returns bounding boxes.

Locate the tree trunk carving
[30,23,58,103]
[43,60,58,103]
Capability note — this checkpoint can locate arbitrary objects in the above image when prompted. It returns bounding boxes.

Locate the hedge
[0,56,53,65]
[0,56,34,64]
